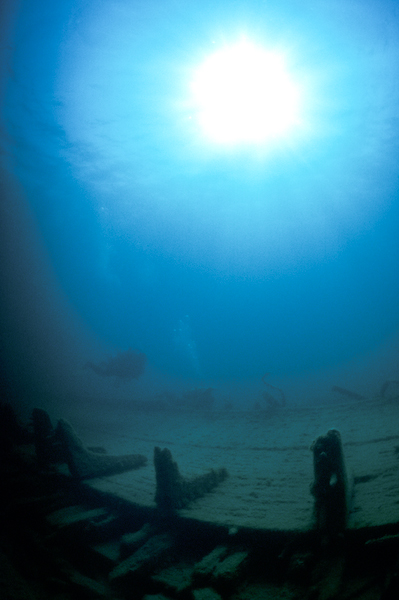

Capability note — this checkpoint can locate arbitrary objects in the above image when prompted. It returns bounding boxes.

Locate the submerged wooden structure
[5,398,399,599]
[59,398,399,535]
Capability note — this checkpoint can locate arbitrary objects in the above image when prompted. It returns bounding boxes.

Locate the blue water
[1,0,399,411]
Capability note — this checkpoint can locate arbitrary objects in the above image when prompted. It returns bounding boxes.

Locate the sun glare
[192,41,301,145]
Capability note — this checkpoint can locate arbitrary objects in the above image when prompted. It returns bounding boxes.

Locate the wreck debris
[331,386,366,401]
[32,407,65,468]
[84,347,146,382]
[380,380,399,401]
[2,425,395,600]
[192,545,249,595]
[311,429,352,539]
[182,387,215,410]
[109,532,174,586]
[262,373,286,408]
[0,402,32,454]
[56,419,147,479]
[154,447,228,511]
[152,563,194,597]
[365,533,399,548]
[120,523,158,560]
[192,546,229,584]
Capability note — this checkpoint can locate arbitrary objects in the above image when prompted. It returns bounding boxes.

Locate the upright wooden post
[311,429,351,539]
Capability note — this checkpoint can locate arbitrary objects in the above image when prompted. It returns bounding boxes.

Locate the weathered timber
[311,429,352,539]
[32,408,65,467]
[154,446,228,511]
[56,419,147,479]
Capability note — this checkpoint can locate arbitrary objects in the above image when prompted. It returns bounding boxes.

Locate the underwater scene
[1,1,399,599]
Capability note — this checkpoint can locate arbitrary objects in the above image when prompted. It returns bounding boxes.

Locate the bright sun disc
[192,41,301,144]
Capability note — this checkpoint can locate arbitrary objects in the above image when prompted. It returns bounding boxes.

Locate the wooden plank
[75,400,399,532]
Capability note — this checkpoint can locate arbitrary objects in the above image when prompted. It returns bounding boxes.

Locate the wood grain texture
[74,399,399,532]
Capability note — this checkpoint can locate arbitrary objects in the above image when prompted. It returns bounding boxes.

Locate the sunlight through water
[53,0,399,275]
[191,40,301,144]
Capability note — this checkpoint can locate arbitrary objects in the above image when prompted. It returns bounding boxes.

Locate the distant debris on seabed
[182,387,215,411]
[380,379,399,401]
[261,373,286,412]
[331,385,366,401]
[84,348,146,382]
